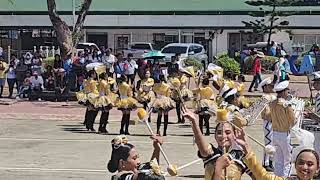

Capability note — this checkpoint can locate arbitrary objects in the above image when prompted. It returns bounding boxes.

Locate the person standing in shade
[6,62,17,98]
[124,53,137,90]
[0,57,8,98]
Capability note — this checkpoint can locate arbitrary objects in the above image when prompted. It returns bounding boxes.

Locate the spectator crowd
[0,46,176,100]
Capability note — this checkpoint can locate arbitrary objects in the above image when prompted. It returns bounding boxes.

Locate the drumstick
[163,159,202,176]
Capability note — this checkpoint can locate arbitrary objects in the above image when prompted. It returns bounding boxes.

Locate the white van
[161,43,208,63]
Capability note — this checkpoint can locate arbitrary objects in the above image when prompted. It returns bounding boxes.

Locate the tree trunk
[266,0,276,55]
[47,0,92,59]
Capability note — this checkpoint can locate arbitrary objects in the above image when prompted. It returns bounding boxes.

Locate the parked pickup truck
[123,42,160,58]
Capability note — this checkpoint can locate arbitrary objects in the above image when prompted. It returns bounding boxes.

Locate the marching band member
[182,106,254,180]
[269,80,296,177]
[136,70,155,123]
[116,75,138,135]
[170,75,193,124]
[192,77,217,135]
[219,83,248,128]
[259,77,276,171]
[76,70,99,131]
[84,70,99,132]
[93,73,117,134]
[152,74,175,136]
[107,135,165,180]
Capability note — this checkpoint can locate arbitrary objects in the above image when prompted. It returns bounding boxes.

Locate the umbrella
[143,51,165,59]
[85,62,104,71]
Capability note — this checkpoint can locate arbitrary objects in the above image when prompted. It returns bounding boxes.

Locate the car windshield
[161,46,188,54]
[131,44,151,50]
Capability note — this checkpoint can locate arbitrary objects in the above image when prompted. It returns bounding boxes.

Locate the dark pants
[126,74,135,88]
[156,113,169,136]
[199,114,210,135]
[85,109,98,131]
[120,113,131,134]
[98,111,109,133]
[249,73,262,91]
[143,102,151,122]
[176,101,184,123]
[7,78,17,97]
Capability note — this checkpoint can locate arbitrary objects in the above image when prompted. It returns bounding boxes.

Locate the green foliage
[43,57,55,67]
[216,53,241,75]
[244,55,278,73]
[185,57,202,71]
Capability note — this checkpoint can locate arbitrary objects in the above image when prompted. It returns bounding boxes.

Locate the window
[292,34,320,52]
[194,46,203,53]
[161,46,188,54]
[131,43,151,50]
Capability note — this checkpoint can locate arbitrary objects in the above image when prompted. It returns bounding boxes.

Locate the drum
[304,124,320,157]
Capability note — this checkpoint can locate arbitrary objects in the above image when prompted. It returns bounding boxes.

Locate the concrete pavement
[0,103,266,180]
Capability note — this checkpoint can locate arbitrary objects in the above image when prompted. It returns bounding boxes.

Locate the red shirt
[252,57,261,75]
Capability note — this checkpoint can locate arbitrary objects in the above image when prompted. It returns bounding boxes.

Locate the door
[87,33,108,48]
[114,34,130,51]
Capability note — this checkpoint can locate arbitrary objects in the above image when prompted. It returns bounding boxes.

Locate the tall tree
[242,0,293,53]
[47,0,92,58]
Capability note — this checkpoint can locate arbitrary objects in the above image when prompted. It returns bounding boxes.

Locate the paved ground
[0,74,310,180]
[0,101,267,180]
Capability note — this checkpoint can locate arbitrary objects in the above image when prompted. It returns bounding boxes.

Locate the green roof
[0,0,320,14]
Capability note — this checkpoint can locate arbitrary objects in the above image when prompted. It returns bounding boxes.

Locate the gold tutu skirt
[116,97,138,110]
[151,96,175,112]
[76,91,88,105]
[136,91,155,103]
[93,93,118,111]
[171,89,193,102]
[194,99,217,114]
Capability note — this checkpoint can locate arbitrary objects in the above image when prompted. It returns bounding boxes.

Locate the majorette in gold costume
[76,76,99,107]
[136,77,155,105]
[115,77,138,111]
[170,75,193,102]
[151,78,175,113]
[91,76,117,111]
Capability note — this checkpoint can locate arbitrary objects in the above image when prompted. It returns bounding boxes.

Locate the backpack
[271,61,279,71]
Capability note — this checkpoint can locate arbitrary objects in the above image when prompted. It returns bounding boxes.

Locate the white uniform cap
[273,81,289,92]
[223,88,238,99]
[219,84,230,97]
[259,77,272,89]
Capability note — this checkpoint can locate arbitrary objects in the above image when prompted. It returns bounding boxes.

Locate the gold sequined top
[98,78,115,95]
[270,99,295,132]
[153,82,170,96]
[200,144,250,180]
[244,150,296,180]
[84,78,98,94]
[193,86,214,100]
[118,82,133,97]
[140,78,154,92]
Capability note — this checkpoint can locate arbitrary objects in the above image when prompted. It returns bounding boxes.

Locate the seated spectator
[45,74,55,91]
[17,71,32,99]
[31,71,44,92]
[23,52,33,69]
[31,53,43,75]
[55,69,69,101]
[43,65,54,88]
[53,54,63,73]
